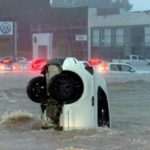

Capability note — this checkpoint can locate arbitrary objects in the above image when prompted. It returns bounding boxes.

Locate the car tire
[26,76,47,103]
[49,73,75,104]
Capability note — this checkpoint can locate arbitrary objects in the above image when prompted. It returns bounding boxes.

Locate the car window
[17,57,23,60]
[121,65,135,72]
[0,56,13,62]
[132,56,137,60]
[139,56,145,60]
[17,57,27,60]
[110,64,121,71]
[1,56,12,60]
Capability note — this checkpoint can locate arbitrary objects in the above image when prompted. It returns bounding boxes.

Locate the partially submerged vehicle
[26,57,110,131]
[96,62,137,74]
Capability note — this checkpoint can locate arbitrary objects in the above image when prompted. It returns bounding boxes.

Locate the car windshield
[121,64,135,72]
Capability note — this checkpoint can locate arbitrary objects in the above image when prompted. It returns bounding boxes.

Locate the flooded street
[0,71,150,150]
[0,0,150,149]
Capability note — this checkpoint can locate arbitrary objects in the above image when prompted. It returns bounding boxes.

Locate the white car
[95,62,137,74]
[94,62,150,75]
[113,55,150,65]
[26,57,110,131]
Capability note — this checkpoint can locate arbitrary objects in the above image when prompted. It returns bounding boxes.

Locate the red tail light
[31,58,47,70]
[88,58,101,66]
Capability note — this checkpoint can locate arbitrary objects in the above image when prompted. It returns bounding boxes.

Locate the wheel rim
[26,76,47,103]
[49,74,74,103]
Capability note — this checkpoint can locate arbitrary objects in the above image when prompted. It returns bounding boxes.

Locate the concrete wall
[32,33,53,59]
[88,8,150,27]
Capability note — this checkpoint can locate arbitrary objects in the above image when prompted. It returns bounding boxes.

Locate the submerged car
[26,57,110,131]
[95,62,137,74]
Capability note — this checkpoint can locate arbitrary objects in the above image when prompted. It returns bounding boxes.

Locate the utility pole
[88,26,91,60]
[13,21,18,58]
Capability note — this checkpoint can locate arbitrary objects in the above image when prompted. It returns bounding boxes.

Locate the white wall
[32,33,53,59]
[88,8,150,27]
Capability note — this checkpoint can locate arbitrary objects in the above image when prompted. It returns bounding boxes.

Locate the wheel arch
[97,86,110,128]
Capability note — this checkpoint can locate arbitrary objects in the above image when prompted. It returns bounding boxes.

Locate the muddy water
[0,72,150,149]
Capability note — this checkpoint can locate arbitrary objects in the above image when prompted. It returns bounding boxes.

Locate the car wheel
[49,73,75,104]
[100,107,108,127]
[26,76,47,103]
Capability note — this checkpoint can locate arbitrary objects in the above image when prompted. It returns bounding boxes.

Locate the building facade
[88,8,150,60]
[31,7,88,60]
[1,5,150,61]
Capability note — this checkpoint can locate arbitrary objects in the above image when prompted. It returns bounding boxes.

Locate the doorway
[38,45,48,59]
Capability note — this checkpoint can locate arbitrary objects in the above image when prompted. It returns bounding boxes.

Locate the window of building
[92,28,100,47]
[115,28,124,46]
[145,27,150,46]
[103,29,111,46]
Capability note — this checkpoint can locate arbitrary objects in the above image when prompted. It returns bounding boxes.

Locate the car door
[138,56,147,65]
[131,55,139,65]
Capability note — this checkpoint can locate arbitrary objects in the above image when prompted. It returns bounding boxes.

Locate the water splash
[0,110,33,125]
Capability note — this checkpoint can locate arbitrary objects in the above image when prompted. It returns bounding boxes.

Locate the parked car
[113,55,150,65]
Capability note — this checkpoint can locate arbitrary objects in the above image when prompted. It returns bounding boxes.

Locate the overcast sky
[129,0,150,11]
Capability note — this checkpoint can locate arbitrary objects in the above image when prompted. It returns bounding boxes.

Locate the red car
[31,58,47,70]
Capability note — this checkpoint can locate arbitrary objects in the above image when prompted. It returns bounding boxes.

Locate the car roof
[108,62,132,66]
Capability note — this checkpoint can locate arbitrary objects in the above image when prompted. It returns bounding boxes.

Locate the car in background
[95,62,137,74]
[30,58,47,70]
[88,57,102,66]
[0,56,28,71]
[113,55,150,66]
